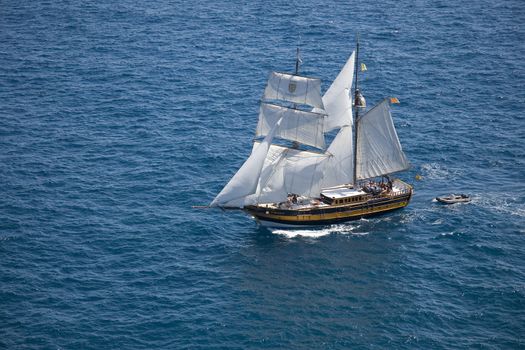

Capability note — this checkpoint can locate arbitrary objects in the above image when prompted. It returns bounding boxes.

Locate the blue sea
[1,0,524,348]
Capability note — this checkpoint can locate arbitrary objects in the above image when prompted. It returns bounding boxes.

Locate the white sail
[247,143,328,204]
[263,72,324,109]
[321,125,354,187]
[247,125,354,205]
[356,99,410,180]
[322,52,355,131]
[210,118,283,207]
[256,103,326,149]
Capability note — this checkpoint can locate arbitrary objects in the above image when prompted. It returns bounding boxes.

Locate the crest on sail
[288,82,297,93]
[264,72,324,109]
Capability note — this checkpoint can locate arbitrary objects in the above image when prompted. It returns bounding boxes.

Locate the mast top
[295,47,301,75]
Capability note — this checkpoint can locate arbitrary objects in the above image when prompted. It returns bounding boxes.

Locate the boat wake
[473,193,525,218]
[271,223,368,238]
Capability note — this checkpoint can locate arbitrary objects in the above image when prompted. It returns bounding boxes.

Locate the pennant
[390,97,400,104]
[360,63,367,72]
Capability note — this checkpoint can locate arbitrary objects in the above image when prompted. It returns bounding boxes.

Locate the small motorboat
[436,194,471,204]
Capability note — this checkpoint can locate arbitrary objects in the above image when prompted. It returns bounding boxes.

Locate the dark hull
[245,192,412,227]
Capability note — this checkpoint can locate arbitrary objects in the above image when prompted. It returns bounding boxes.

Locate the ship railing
[384,189,411,198]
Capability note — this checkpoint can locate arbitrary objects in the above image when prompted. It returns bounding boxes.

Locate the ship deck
[253,179,411,212]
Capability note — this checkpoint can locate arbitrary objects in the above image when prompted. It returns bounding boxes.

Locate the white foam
[473,193,525,218]
[432,218,444,225]
[271,223,368,238]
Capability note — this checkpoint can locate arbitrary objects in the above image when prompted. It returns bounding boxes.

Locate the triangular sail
[210,118,283,208]
[322,125,354,186]
[264,72,324,109]
[256,103,326,149]
[356,99,409,180]
[322,52,355,131]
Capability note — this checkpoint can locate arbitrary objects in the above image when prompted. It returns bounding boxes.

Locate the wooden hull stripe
[255,205,407,226]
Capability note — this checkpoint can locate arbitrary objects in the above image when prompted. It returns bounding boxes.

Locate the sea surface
[1,0,524,348]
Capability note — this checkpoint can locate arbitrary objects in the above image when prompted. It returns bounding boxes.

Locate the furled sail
[210,118,283,207]
[263,72,324,109]
[356,99,410,180]
[322,52,355,131]
[256,103,326,149]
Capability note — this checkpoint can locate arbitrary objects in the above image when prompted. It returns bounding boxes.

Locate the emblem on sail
[288,82,297,93]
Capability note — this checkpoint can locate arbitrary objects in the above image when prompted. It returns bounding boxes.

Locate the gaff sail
[355,99,410,180]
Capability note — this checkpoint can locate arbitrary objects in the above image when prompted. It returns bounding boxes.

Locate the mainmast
[352,37,360,187]
[291,47,301,150]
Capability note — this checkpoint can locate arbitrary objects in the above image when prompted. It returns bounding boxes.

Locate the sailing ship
[209,41,413,227]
